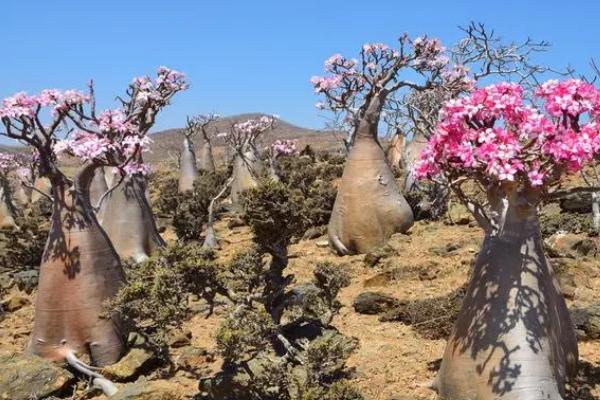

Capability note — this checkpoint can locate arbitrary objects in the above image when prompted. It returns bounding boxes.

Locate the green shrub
[0,198,51,271]
[152,168,230,241]
[107,242,225,346]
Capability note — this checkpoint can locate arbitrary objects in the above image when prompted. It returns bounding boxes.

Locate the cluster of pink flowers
[414,80,600,188]
[536,79,600,117]
[132,66,188,104]
[362,43,391,54]
[271,139,297,156]
[234,116,274,135]
[0,89,89,119]
[122,135,153,155]
[97,109,136,134]
[412,37,448,70]
[123,162,152,176]
[441,65,475,91]
[55,131,117,161]
[310,75,344,92]
[0,152,16,172]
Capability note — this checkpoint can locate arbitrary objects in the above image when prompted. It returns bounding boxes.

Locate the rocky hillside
[147,113,344,165]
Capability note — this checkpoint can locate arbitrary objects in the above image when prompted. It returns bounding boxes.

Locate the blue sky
[1,0,598,141]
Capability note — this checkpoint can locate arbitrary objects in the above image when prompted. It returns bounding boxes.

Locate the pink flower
[415,80,600,187]
[271,139,297,156]
[123,162,151,176]
[0,92,39,118]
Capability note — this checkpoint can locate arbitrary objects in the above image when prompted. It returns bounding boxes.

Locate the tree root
[64,350,118,397]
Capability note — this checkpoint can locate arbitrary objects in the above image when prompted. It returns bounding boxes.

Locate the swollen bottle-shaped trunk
[100,173,165,263]
[230,149,263,209]
[198,139,216,172]
[403,133,427,192]
[0,176,17,228]
[435,199,577,400]
[90,167,108,221]
[179,137,200,192]
[386,133,405,172]
[31,177,52,203]
[30,165,127,366]
[328,108,413,255]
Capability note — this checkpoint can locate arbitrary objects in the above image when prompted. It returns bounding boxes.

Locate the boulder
[0,354,74,400]
[353,292,398,315]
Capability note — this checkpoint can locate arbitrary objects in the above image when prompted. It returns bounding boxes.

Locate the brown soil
[3,217,600,399]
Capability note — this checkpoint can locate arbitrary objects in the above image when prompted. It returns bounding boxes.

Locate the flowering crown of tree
[271,139,297,157]
[310,35,473,131]
[0,67,188,178]
[414,79,600,192]
[225,116,276,152]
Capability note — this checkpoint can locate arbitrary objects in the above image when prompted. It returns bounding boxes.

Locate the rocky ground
[3,205,600,399]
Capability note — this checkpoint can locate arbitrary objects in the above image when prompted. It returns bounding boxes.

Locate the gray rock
[302,226,326,240]
[353,292,398,315]
[227,217,245,229]
[102,348,157,381]
[0,353,74,400]
[13,270,38,294]
[560,192,592,214]
[570,304,600,340]
[110,380,183,400]
[545,233,587,259]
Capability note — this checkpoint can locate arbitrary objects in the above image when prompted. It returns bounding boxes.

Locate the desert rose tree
[178,113,219,192]
[226,115,275,208]
[0,67,187,390]
[411,80,600,399]
[0,153,19,228]
[312,36,470,254]
[97,71,187,263]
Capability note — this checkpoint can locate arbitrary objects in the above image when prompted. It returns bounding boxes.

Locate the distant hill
[147,113,344,165]
[0,114,346,167]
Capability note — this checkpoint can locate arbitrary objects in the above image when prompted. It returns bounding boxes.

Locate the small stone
[102,348,157,381]
[302,226,326,240]
[227,217,245,229]
[2,294,30,312]
[316,240,329,248]
[168,329,192,348]
[353,292,398,315]
[364,252,382,267]
[0,353,74,400]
